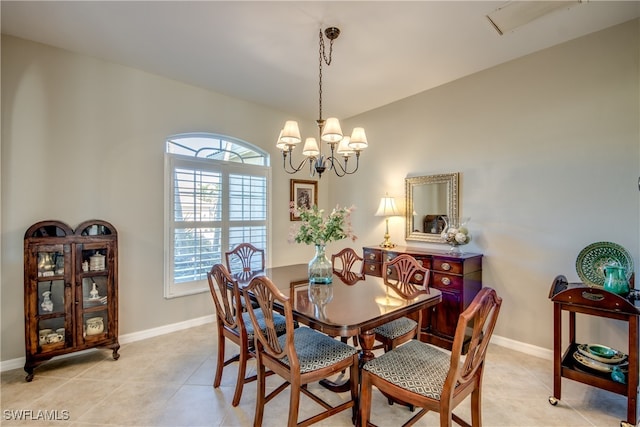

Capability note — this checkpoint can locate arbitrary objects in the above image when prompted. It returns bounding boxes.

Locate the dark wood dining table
[233,263,442,367]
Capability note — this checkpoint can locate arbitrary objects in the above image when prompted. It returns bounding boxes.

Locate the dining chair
[225,243,265,309]
[374,254,430,352]
[359,287,502,427]
[331,248,365,345]
[225,242,265,274]
[332,247,365,278]
[207,263,287,407]
[242,275,360,427]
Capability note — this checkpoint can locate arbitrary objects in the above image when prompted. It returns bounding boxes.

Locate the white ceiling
[2,1,639,120]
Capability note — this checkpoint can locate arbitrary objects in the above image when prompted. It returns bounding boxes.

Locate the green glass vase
[308,244,333,284]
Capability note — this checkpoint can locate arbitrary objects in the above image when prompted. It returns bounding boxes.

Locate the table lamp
[375,194,401,248]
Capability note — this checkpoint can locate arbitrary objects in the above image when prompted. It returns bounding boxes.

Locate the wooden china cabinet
[362,245,482,350]
[23,219,119,381]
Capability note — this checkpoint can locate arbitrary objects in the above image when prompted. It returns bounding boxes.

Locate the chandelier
[277,27,368,178]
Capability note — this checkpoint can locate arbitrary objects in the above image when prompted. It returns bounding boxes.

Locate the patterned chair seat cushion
[374,317,417,340]
[240,308,287,342]
[363,339,451,400]
[240,295,261,310]
[278,327,358,374]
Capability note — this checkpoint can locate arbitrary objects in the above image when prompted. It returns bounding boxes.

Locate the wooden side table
[549,275,638,427]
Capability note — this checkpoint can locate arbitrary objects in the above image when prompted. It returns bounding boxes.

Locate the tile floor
[1,323,635,426]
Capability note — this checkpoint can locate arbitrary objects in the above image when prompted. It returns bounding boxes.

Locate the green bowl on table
[587,344,617,359]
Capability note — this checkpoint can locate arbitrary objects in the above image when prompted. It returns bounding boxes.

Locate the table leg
[319,330,377,393]
[358,330,376,367]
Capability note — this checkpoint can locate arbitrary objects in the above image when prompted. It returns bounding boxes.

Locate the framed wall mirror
[405,173,459,243]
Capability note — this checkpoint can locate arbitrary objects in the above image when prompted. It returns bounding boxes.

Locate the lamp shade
[375,195,401,217]
[348,127,368,150]
[276,130,287,150]
[336,136,354,157]
[321,117,343,143]
[302,138,320,157]
[281,120,301,144]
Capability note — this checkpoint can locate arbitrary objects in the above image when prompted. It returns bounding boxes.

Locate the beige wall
[332,19,640,352]
[0,35,326,362]
[2,19,638,363]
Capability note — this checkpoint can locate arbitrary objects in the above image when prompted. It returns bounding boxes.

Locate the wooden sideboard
[362,245,482,350]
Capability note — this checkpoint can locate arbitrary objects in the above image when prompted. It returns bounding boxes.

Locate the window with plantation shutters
[164,133,269,298]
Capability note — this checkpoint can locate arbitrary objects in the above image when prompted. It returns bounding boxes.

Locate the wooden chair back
[225,243,265,274]
[241,275,297,365]
[332,248,365,276]
[446,286,502,398]
[207,263,242,331]
[382,253,430,298]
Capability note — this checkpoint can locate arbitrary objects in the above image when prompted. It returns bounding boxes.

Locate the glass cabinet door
[76,242,113,341]
[34,244,71,350]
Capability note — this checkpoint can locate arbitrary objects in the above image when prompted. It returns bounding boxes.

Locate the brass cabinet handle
[368,253,376,260]
[441,262,451,271]
[441,277,451,286]
[415,273,424,282]
[368,265,376,271]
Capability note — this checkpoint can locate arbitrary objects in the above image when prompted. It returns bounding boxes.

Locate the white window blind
[164,134,269,298]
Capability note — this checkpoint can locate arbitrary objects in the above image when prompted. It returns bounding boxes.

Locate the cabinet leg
[110,342,120,360]
[24,367,34,382]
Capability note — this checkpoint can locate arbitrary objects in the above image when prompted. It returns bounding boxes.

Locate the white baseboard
[2,317,550,372]
[491,334,553,360]
[0,315,215,373]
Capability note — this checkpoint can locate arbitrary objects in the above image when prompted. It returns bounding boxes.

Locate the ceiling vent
[487,1,583,35]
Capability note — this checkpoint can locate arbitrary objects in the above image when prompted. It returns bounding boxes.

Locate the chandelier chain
[318,29,335,123]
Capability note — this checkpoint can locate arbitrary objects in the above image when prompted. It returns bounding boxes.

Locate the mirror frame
[405,172,459,243]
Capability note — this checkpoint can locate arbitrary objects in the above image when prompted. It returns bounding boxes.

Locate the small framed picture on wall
[290,179,317,221]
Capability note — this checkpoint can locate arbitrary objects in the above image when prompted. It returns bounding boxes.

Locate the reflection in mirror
[405,173,459,243]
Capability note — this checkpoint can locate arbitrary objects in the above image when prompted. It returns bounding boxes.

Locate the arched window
[164,133,270,298]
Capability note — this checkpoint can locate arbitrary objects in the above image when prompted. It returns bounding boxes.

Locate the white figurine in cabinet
[89,282,100,300]
[40,291,53,312]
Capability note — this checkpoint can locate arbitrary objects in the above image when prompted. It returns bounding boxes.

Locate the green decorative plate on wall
[576,242,634,288]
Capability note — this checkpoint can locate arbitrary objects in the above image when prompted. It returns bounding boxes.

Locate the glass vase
[441,217,471,254]
[309,283,333,320]
[308,244,333,284]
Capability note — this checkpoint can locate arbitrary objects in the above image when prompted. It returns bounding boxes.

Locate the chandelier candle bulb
[302,138,320,157]
[281,121,301,144]
[337,136,354,157]
[348,127,368,150]
[276,130,287,150]
[321,117,343,143]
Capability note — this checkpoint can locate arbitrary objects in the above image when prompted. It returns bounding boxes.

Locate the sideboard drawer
[363,248,382,263]
[432,258,464,275]
[364,261,381,276]
[386,251,431,269]
[431,272,463,291]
